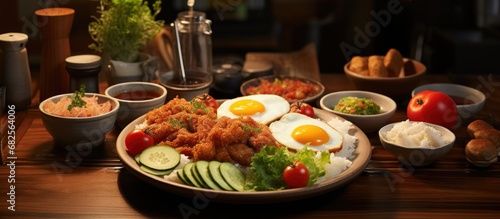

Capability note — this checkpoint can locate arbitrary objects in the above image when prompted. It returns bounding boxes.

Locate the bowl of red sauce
[240,75,325,104]
[105,82,167,128]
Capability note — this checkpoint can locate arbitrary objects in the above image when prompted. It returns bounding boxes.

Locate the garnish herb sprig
[68,85,87,111]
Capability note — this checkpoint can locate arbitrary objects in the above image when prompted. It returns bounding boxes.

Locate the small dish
[105,82,167,128]
[379,120,456,166]
[411,83,486,120]
[466,158,498,168]
[240,75,325,104]
[319,90,396,133]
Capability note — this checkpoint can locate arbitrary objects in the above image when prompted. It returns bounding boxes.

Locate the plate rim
[116,108,371,204]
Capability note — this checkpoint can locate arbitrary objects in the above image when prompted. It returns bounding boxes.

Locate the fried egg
[269,113,343,152]
[217,94,290,124]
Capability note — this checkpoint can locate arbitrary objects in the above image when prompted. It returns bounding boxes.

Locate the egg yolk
[291,125,330,146]
[229,99,265,116]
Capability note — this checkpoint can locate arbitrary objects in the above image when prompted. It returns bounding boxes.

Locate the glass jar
[171,10,213,79]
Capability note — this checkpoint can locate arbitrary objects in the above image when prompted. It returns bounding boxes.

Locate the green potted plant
[89,0,163,62]
[88,0,164,83]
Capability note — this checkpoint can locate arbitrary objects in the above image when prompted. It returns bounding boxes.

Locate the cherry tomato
[193,93,218,110]
[125,129,155,156]
[407,90,458,129]
[290,101,315,118]
[283,161,310,188]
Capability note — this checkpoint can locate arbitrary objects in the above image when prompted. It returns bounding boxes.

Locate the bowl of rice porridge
[378,120,455,166]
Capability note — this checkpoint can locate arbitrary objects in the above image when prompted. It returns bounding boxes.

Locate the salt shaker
[0,33,32,110]
[65,55,102,93]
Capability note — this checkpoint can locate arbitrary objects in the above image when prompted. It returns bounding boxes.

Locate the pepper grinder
[35,7,74,101]
[0,33,32,110]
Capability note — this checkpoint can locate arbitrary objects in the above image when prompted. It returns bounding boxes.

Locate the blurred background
[3,0,500,74]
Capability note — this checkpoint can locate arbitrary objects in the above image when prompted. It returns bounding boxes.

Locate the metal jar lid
[65,54,101,70]
[242,61,273,79]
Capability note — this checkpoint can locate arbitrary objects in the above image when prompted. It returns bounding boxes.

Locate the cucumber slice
[195,161,222,190]
[134,154,141,164]
[176,169,191,186]
[208,161,234,191]
[139,146,180,171]
[191,162,208,188]
[140,165,174,176]
[219,162,245,191]
[183,163,203,188]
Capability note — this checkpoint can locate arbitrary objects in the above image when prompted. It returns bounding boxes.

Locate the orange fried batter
[145,97,217,124]
[141,97,280,166]
[207,116,281,166]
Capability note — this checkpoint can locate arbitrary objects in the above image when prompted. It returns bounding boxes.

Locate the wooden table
[1,73,500,218]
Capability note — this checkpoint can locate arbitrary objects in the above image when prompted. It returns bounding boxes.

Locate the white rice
[163,154,191,183]
[135,121,148,130]
[315,117,357,183]
[316,156,353,184]
[328,117,358,159]
[383,120,450,148]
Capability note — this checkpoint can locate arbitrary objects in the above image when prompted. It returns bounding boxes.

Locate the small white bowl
[379,121,456,166]
[319,90,396,133]
[105,82,167,128]
[159,71,213,101]
[412,83,486,120]
[40,93,119,150]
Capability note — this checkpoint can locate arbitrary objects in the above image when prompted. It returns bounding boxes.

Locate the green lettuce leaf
[245,145,331,191]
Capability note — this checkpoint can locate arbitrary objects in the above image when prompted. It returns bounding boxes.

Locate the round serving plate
[116,108,371,204]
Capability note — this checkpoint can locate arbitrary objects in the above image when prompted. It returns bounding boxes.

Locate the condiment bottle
[66,55,102,93]
[0,32,32,110]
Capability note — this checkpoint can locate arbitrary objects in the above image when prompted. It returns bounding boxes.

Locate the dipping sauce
[113,90,160,101]
[166,77,208,87]
[449,95,475,105]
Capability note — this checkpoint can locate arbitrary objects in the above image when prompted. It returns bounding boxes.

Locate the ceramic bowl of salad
[39,91,119,150]
[319,90,397,133]
[240,75,325,104]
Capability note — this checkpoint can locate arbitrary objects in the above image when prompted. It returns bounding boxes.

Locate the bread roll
[384,48,404,77]
[403,60,416,76]
[467,120,494,138]
[348,56,369,76]
[465,139,498,162]
[368,56,388,77]
[473,129,500,154]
